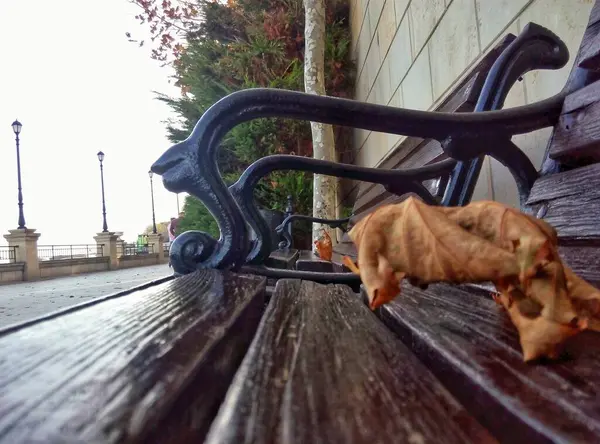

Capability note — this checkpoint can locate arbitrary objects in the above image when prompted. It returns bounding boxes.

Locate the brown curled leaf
[496,288,586,362]
[439,201,558,250]
[348,197,520,309]
[343,255,405,310]
[314,229,333,261]
[348,198,600,362]
[369,254,405,310]
[524,261,579,325]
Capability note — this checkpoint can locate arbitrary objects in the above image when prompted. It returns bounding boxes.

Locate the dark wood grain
[559,240,600,287]
[541,1,600,171]
[575,0,600,71]
[579,29,600,71]
[525,163,600,285]
[527,163,600,238]
[565,0,600,91]
[550,94,600,162]
[0,269,266,444]
[353,143,446,218]
[379,283,600,443]
[562,79,600,114]
[204,279,496,444]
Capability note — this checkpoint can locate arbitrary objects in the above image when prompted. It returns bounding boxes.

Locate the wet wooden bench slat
[550,80,600,162]
[526,162,600,286]
[548,0,600,162]
[0,270,266,444]
[204,279,497,444]
[379,283,600,444]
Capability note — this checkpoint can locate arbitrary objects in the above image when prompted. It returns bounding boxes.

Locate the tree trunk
[304,0,338,248]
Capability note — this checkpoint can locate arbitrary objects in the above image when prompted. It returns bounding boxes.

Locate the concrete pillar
[147,233,166,263]
[3,228,41,281]
[93,232,120,269]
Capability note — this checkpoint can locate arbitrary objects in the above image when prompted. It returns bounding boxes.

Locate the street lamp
[97,151,108,232]
[148,170,157,234]
[11,120,26,229]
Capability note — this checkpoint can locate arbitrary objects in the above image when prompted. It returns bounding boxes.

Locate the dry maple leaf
[348,197,520,310]
[347,197,599,362]
[314,229,333,261]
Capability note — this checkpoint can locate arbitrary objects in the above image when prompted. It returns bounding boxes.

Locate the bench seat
[204,279,496,444]
[0,271,266,443]
[380,283,600,443]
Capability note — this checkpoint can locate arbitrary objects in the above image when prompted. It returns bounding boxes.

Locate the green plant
[340,204,353,219]
[138,0,354,239]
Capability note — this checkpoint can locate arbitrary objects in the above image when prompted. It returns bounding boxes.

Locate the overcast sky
[0,0,184,245]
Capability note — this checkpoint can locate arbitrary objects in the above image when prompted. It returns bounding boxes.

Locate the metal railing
[38,244,104,261]
[121,243,154,256]
[0,246,17,264]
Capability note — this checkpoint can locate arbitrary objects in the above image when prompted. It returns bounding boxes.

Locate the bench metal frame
[152,23,570,281]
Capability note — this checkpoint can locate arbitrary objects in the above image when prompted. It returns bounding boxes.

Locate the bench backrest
[525,1,600,288]
[333,34,515,258]
[348,35,515,226]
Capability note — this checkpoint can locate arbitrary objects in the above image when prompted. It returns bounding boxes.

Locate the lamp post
[11,120,26,229]
[148,170,157,234]
[97,151,108,232]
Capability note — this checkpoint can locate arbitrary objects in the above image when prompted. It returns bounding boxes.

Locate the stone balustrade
[0,229,168,284]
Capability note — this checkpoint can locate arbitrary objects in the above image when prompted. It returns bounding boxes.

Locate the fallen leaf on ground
[347,197,600,362]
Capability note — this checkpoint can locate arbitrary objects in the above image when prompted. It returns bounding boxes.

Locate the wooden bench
[3,8,600,444]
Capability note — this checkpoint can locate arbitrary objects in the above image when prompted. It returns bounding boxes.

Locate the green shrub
[161,0,354,244]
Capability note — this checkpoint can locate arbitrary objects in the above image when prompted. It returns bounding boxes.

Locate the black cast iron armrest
[151,22,569,280]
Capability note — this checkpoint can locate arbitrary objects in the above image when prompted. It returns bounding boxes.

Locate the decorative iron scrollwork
[152,22,569,280]
[275,214,352,250]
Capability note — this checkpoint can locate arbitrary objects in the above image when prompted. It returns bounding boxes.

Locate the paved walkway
[0,264,172,328]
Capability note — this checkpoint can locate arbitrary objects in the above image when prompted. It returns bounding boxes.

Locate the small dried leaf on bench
[347,197,599,362]
[314,229,333,261]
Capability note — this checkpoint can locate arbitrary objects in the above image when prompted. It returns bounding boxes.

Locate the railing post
[147,233,166,263]
[93,232,119,270]
[3,229,41,280]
